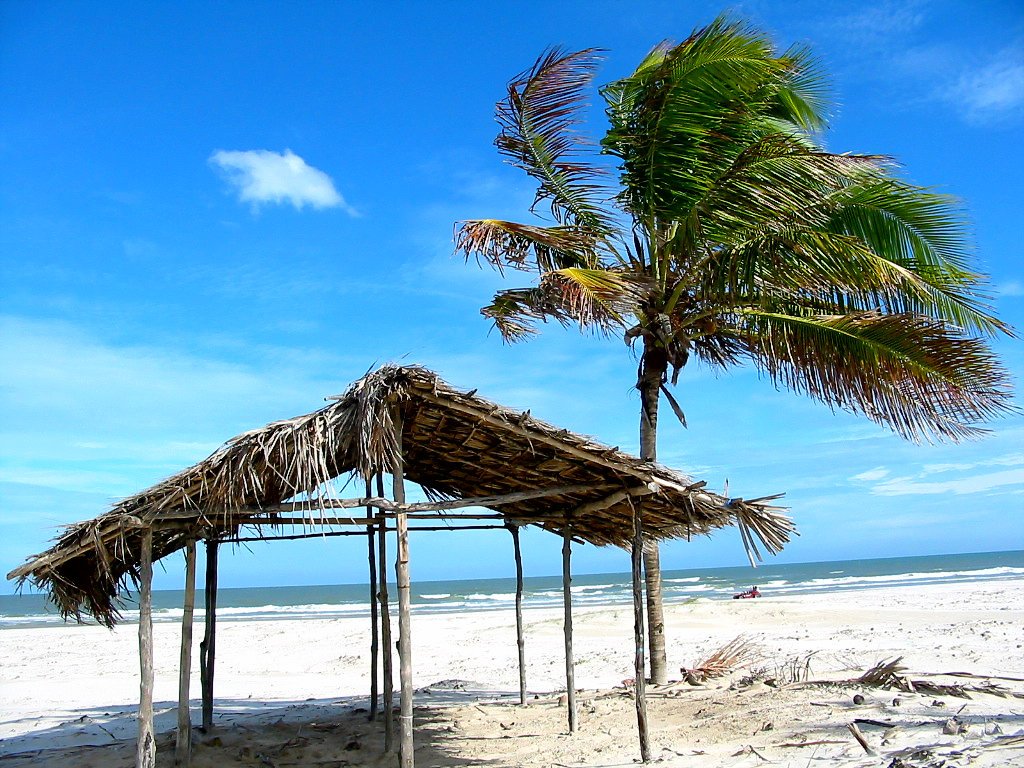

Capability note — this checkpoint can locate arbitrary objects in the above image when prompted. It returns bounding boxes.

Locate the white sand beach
[2,578,1022,767]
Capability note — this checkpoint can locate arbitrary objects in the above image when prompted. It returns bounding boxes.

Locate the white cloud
[949,47,1024,123]
[852,467,890,482]
[832,1,924,42]
[997,280,1024,297]
[921,452,1024,476]
[871,467,1024,496]
[210,149,357,213]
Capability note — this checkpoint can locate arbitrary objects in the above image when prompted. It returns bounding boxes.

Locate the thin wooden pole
[561,526,577,733]
[508,523,527,706]
[377,473,394,753]
[200,539,218,732]
[631,504,651,763]
[367,478,379,722]
[393,409,415,768]
[137,528,156,768]
[175,540,196,765]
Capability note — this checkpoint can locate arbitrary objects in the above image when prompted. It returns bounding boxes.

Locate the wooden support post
[367,478,379,722]
[630,504,651,763]
[393,410,415,768]
[508,523,527,706]
[377,474,394,753]
[137,528,156,768]
[200,539,218,732]
[176,540,196,765]
[561,526,577,733]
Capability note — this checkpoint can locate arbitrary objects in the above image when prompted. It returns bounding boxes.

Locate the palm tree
[456,17,1014,684]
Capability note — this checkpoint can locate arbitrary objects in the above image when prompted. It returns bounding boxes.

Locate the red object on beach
[732,586,761,599]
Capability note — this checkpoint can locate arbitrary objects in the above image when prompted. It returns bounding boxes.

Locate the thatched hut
[8,364,793,767]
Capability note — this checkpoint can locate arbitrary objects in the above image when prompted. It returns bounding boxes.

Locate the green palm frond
[496,47,615,232]
[772,43,830,132]
[729,308,1015,442]
[826,176,1010,336]
[601,16,828,224]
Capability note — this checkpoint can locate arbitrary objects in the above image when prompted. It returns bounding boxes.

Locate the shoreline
[2,578,1022,765]
[4,549,1022,630]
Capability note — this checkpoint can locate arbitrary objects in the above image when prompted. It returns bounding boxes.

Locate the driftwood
[376,478,394,753]
[199,539,218,732]
[137,528,156,768]
[508,523,527,707]
[366,477,378,722]
[630,501,650,762]
[847,722,875,755]
[392,410,414,768]
[561,527,576,733]
[175,540,196,765]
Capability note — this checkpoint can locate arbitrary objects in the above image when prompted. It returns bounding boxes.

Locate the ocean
[2,549,1021,630]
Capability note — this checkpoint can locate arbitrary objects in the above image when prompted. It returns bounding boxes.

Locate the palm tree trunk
[639,337,669,685]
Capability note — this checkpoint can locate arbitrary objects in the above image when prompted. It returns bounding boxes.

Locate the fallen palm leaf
[682,636,761,684]
[805,657,1024,700]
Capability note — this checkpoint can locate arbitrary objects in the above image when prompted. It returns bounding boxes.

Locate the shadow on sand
[0,687,529,767]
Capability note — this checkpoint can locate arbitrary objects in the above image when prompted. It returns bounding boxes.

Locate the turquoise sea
[2,549,1021,629]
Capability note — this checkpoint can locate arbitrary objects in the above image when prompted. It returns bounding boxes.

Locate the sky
[2,0,1022,594]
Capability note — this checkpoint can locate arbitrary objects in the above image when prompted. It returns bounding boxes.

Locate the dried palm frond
[805,657,1024,700]
[682,636,762,683]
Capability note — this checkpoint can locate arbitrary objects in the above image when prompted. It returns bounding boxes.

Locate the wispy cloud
[921,452,1024,476]
[852,467,890,482]
[831,1,924,43]
[871,467,1024,496]
[948,45,1024,123]
[997,280,1024,298]
[210,149,357,214]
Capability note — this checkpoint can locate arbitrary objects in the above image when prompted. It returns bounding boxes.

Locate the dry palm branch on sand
[809,657,1024,699]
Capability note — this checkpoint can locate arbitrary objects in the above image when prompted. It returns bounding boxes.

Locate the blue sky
[2,1,1022,594]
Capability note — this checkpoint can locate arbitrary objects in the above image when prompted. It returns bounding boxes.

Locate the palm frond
[772,43,830,132]
[496,47,615,232]
[601,15,829,224]
[455,219,600,274]
[826,175,1011,336]
[729,308,1015,442]
[481,268,649,342]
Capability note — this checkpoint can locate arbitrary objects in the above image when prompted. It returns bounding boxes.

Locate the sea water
[2,549,1022,629]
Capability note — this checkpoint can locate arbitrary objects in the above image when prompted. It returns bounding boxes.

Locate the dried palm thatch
[8,364,793,627]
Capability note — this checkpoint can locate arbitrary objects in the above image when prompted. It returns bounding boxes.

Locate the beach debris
[847,722,876,755]
[811,657,1022,700]
[730,744,769,761]
[777,738,849,749]
[942,717,967,735]
[682,636,760,684]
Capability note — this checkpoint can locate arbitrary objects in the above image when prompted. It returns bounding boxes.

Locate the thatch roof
[8,365,792,626]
